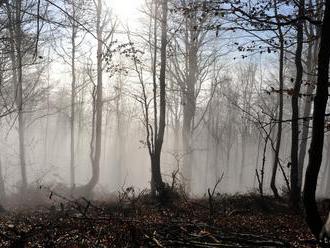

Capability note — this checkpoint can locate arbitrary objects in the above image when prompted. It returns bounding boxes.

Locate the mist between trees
[0,0,330,237]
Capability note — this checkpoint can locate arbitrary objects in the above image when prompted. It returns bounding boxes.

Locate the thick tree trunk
[182,12,198,194]
[303,0,330,238]
[290,0,305,208]
[182,79,196,194]
[297,33,317,191]
[151,151,163,194]
[16,0,27,191]
[15,0,27,192]
[151,0,168,195]
[7,0,27,191]
[182,112,193,193]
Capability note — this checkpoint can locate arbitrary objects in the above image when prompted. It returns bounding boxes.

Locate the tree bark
[239,130,247,186]
[297,28,318,191]
[290,0,305,208]
[321,135,330,196]
[0,156,6,203]
[270,4,284,198]
[181,8,198,194]
[114,75,124,188]
[70,3,77,189]
[7,0,27,191]
[151,0,168,195]
[85,0,103,194]
[303,0,330,238]
[16,0,27,192]
[181,62,196,194]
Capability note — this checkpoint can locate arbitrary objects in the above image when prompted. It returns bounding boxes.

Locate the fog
[0,0,329,206]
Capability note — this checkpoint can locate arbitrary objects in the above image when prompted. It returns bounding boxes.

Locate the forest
[0,0,329,247]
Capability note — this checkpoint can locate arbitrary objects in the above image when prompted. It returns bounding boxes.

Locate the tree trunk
[182,12,198,194]
[7,0,28,191]
[239,131,246,186]
[70,6,77,189]
[298,16,319,191]
[303,0,330,238]
[182,113,193,193]
[290,0,305,208]
[321,135,330,196]
[213,140,220,184]
[18,112,27,190]
[85,0,103,194]
[151,0,168,195]
[16,0,27,192]
[297,39,317,192]
[114,76,124,188]
[182,83,196,194]
[0,156,6,203]
[271,9,284,198]
[225,99,233,171]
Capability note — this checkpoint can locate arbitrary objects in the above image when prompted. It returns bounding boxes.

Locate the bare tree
[129,0,168,198]
[6,0,28,191]
[290,0,305,209]
[70,0,78,190]
[303,0,330,238]
[76,0,116,197]
[237,63,256,187]
[297,0,321,192]
[270,0,285,199]
[152,0,168,196]
[168,1,220,193]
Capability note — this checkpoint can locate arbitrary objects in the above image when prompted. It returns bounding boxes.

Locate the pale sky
[109,0,144,25]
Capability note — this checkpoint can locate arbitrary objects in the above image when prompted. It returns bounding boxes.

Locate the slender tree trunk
[253,132,261,188]
[214,141,220,183]
[204,131,211,191]
[321,135,330,196]
[18,113,27,190]
[290,0,305,208]
[271,9,284,198]
[303,0,330,238]
[239,131,246,186]
[114,76,124,188]
[43,49,51,173]
[89,86,96,187]
[70,8,77,189]
[0,156,5,203]
[297,36,317,191]
[85,0,103,194]
[173,119,180,152]
[225,101,233,171]
[76,85,85,179]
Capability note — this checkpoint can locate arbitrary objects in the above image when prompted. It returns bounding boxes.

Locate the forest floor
[0,188,325,247]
